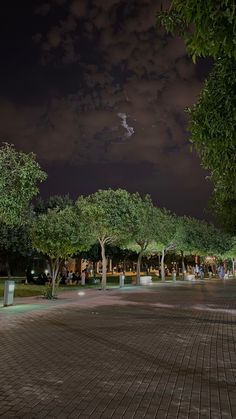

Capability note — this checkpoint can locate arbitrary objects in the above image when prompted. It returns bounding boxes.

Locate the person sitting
[46,273,52,283]
[72,272,79,284]
[199,264,204,279]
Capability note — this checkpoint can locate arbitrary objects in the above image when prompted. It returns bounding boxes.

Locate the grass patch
[0,274,183,299]
[0,283,44,298]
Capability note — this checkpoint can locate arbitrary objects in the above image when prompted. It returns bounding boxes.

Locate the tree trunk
[136,251,143,285]
[161,248,165,281]
[52,264,56,298]
[212,261,217,275]
[109,258,112,273]
[232,258,235,277]
[50,259,61,298]
[100,241,107,290]
[123,261,126,273]
[181,251,186,279]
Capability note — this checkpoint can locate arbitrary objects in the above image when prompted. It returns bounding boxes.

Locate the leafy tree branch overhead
[156,0,236,233]
[156,0,236,61]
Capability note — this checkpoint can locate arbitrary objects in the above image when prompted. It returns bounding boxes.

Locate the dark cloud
[0,0,212,218]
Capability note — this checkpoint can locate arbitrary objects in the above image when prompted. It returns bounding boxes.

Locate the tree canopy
[0,222,31,277]
[76,188,141,288]
[122,194,157,283]
[0,143,46,226]
[175,216,229,257]
[34,194,73,214]
[154,208,177,280]
[156,0,236,61]
[188,58,236,233]
[31,206,91,296]
[156,1,236,233]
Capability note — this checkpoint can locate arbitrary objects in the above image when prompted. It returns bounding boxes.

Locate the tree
[122,194,158,284]
[30,206,91,297]
[175,216,229,275]
[34,194,73,214]
[174,217,209,274]
[76,189,137,290]
[222,236,236,277]
[155,209,177,281]
[156,1,236,61]
[188,59,236,233]
[81,243,136,274]
[0,222,31,278]
[0,143,46,226]
[156,1,236,233]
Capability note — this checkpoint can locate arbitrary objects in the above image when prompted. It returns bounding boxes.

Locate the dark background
[0,0,213,218]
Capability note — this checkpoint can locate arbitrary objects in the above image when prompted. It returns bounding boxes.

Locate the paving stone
[0,281,236,418]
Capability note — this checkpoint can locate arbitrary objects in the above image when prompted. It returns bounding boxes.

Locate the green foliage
[77,189,139,246]
[81,243,137,264]
[156,0,236,60]
[155,208,177,250]
[121,194,159,283]
[210,195,236,234]
[34,194,73,214]
[77,188,151,288]
[31,205,92,296]
[0,284,44,298]
[0,143,47,226]
[123,194,157,251]
[0,222,31,256]
[175,216,229,256]
[156,1,236,232]
[188,60,235,187]
[187,58,236,232]
[0,221,31,276]
[31,206,89,260]
[222,236,236,259]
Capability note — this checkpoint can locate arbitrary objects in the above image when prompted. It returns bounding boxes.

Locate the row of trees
[0,143,235,297]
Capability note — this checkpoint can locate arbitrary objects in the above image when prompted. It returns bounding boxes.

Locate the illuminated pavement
[1,280,236,418]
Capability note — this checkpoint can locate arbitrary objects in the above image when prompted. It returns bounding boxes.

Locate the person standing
[199,264,204,280]
[218,264,225,280]
[195,264,200,278]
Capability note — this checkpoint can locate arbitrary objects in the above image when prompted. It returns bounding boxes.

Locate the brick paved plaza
[1,280,236,419]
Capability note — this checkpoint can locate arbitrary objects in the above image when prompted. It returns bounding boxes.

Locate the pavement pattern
[1,280,236,419]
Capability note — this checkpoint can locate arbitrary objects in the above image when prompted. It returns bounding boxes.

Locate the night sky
[0,0,213,218]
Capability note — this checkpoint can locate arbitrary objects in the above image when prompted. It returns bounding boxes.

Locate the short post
[119,273,125,288]
[81,271,86,286]
[3,280,15,307]
[172,270,176,282]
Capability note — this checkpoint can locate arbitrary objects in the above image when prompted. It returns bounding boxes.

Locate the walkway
[1,280,236,418]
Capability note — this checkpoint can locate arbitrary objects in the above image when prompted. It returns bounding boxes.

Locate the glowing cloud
[117,112,135,138]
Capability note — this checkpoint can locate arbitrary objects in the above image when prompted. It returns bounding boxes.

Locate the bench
[186,274,195,281]
[140,276,153,285]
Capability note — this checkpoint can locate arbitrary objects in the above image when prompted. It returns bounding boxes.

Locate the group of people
[194,263,226,280]
[217,264,225,280]
[25,271,52,285]
[194,264,205,279]
[60,269,88,285]
[25,267,90,286]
